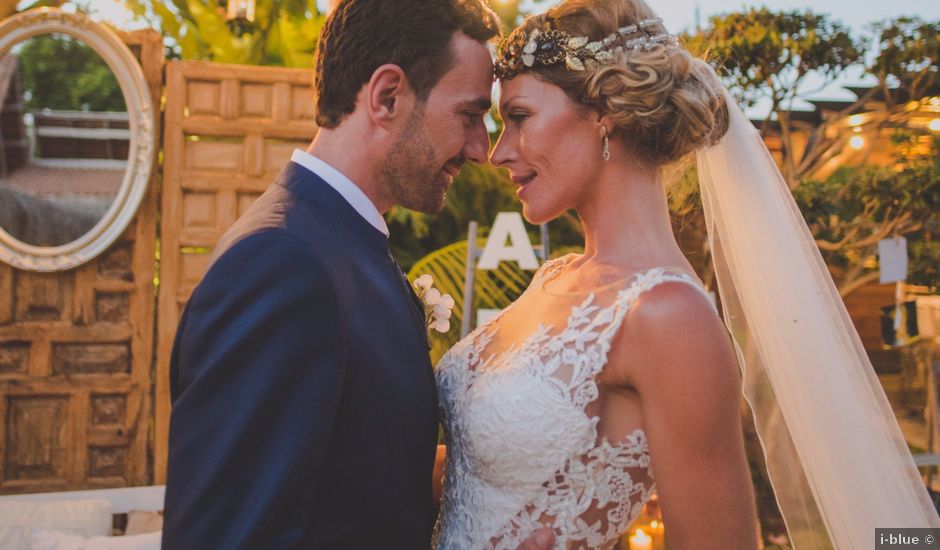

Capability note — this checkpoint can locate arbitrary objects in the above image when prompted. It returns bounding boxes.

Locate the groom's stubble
[381,103,454,214]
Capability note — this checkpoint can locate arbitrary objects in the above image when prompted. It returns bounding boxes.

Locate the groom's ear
[365,64,414,128]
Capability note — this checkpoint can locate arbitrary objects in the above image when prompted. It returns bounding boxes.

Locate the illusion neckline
[538,254,700,297]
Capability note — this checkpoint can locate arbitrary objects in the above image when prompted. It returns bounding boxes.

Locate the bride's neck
[576,160,683,269]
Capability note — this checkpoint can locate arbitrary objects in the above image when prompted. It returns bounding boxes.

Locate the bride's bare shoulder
[608,281,758,550]
[608,280,738,396]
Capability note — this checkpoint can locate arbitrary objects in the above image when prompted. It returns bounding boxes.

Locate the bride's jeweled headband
[494,17,677,79]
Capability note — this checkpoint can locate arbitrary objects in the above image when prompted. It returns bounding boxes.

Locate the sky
[83,0,939,42]
[644,0,933,36]
[72,0,940,114]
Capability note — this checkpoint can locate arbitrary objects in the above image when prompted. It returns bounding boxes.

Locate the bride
[433,0,940,548]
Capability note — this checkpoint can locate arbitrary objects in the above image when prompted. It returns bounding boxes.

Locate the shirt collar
[290,149,389,237]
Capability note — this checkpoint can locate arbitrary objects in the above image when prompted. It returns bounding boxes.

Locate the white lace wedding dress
[433,255,713,549]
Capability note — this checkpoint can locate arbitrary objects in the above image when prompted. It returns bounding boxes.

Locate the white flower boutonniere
[412,274,455,335]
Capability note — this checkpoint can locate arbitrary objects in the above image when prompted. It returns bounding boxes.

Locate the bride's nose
[489,132,515,168]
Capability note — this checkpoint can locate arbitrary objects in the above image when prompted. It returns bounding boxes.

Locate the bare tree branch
[839,270,882,297]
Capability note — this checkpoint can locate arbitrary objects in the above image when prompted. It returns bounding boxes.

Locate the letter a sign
[477,212,539,270]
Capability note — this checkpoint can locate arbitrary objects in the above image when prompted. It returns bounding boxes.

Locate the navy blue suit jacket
[162,163,440,549]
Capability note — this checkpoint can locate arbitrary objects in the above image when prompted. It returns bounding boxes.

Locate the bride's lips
[512,173,536,199]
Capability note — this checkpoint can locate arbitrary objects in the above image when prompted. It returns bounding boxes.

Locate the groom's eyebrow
[459,98,492,113]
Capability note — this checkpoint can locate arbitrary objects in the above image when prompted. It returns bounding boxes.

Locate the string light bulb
[226,0,255,22]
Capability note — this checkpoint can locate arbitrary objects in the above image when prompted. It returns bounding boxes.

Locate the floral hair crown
[494,17,677,79]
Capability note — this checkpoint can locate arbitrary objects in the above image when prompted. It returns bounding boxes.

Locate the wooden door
[155,60,317,482]
[0,30,163,494]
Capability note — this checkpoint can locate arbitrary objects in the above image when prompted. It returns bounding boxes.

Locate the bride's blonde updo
[499,0,729,166]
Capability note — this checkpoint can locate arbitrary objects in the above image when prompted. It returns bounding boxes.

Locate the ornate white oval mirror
[0,9,155,272]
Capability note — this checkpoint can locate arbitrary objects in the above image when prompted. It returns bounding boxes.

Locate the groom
[162,0,554,548]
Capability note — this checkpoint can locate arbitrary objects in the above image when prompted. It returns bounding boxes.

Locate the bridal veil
[696,67,940,548]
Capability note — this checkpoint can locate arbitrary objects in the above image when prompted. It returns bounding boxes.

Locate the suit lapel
[390,255,430,350]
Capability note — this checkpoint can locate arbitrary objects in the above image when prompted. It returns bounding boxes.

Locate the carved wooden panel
[0,29,162,494]
[156,61,317,482]
[5,396,70,482]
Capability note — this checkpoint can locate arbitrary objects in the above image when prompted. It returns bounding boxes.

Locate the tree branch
[838,270,882,298]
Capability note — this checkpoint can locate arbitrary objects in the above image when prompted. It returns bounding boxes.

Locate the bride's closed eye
[505,111,530,123]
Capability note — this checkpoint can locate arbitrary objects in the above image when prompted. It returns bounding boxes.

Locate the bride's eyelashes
[505,111,530,123]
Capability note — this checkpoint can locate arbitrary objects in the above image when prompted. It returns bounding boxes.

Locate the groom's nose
[462,118,489,165]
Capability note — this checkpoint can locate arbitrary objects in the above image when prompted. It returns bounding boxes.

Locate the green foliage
[684,8,940,245]
[488,0,523,31]
[687,8,864,110]
[663,133,940,295]
[793,134,939,291]
[17,34,125,111]
[664,164,714,280]
[687,12,940,189]
[121,0,326,66]
[0,0,65,19]
[685,8,866,187]
[486,0,556,32]
[910,238,940,289]
[869,17,940,102]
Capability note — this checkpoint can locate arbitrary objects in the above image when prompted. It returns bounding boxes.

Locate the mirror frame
[0,8,155,272]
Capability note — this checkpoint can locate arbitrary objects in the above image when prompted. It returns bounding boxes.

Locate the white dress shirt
[290,149,389,237]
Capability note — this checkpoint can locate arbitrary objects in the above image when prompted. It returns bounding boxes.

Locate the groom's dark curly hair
[313,0,501,128]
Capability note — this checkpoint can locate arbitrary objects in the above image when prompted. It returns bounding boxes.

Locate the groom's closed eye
[462,110,487,125]
[456,99,491,121]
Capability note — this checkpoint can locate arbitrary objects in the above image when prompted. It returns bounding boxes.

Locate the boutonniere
[412,274,455,336]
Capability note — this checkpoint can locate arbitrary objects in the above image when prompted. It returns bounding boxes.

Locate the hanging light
[930,118,940,132]
[224,0,255,36]
[849,135,865,150]
[226,0,255,22]
[848,114,864,127]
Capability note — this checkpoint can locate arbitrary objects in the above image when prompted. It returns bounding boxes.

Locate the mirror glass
[0,32,127,247]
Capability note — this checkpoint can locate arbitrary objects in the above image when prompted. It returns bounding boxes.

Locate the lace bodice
[433,255,710,549]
